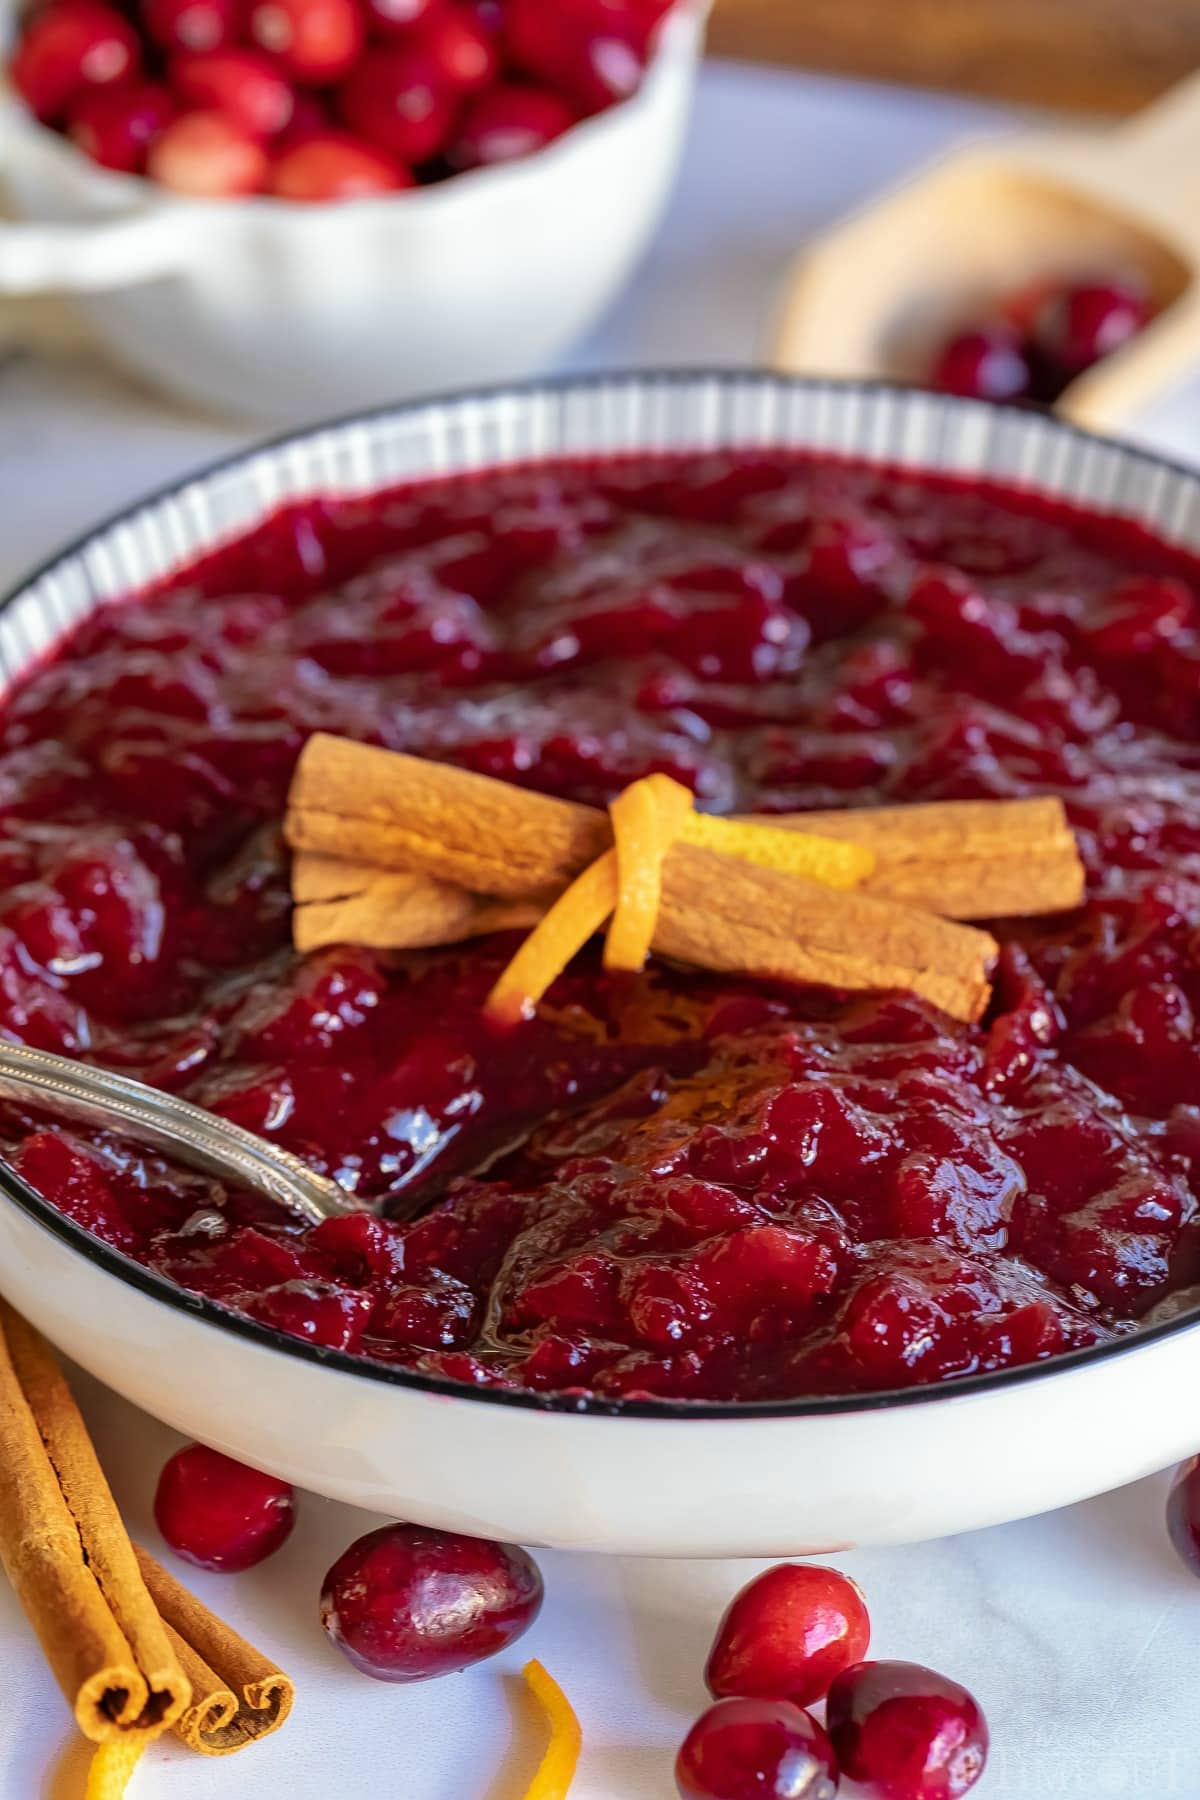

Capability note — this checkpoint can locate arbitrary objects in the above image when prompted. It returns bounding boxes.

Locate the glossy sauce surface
[4,450,1200,1403]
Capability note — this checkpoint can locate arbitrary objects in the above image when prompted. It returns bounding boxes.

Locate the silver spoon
[0,1040,356,1227]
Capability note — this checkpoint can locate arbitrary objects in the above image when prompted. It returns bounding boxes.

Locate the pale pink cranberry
[171,47,296,138]
[270,130,410,199]
[319,1523,543,1681]
[826,1660,988,1800]
[1167,1457,1200,1577]
[155,1443,296,1571]
[1034,278,1152,379]
[10,0,140,123]
[68,81,174,172]
[449,81,576,168]
[418,3,498,91]
[676,1698,839,1800]
[337,47,455,162]
[930,325,1035,403]
[248,0,365,85]
[363,0,443,32]
[148,109,270,194]
[706,1563,871,1709]
[144,0,238,54]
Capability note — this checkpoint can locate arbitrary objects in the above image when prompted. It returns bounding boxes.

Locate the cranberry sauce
[3,450,1200,1403]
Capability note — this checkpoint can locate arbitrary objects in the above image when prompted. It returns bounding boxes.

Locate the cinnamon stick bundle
[286,735,1086,1023]
[0,1301,190,1743]
[135,1548,295,1755]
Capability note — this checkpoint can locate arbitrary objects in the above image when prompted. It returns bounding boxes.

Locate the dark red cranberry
[147,109,270,194]
[929,325,1035,403]
[826,1660,988,1800]
[362,0,443,33]
[155,1444,296,1571]
[171,48,296,138]
[319,1523,543,1681]
[506,0,657,113]
[248,0,365,85]
[706,1563,870,1708]
[10,0,140,123]
[676,1697,839,1800]
[67,81,174,172]
[270,129,410,198]
[1034,278,1152,379]
[449,81,576,168]
[144,0,238,54]
[337,48,456,163]
[1167,1457,1200,1577]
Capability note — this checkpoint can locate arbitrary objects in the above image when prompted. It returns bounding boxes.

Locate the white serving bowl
[2,372,1200,1558]
[0,3,705,421]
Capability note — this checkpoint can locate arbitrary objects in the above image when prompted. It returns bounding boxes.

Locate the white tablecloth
[2,57,1199,1800]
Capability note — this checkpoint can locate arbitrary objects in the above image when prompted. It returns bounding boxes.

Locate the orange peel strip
[86,1735,148,1800]
[604,773,695,973]
[680,810,876,888]
[519,1659,582,1800]
[484,851,618,1027]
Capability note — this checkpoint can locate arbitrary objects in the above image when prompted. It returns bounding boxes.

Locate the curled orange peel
[484,774,877,1025]
[85,1736,148,1800]
[519,1659,582,1800]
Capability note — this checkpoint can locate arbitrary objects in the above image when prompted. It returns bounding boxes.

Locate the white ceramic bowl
[2,372,1200,1558]
[0,3,705,421]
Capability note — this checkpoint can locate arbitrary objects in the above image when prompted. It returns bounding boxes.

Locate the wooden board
[709,0,1200,114]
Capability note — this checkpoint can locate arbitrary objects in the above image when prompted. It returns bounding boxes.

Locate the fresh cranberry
[171,48,296,138]
[337,48,455,163]
[676,1697,839,1800]
[319,1523,543,1681]
[1034,278,1152,379]
[929,325,1035,403]
[147,109,270,193]
[449,81,576,168]
[144,0,238,54]
[270,130,410,199]
[506,0,658,113]
[362,0,443,33]
[248,0,365,85]
[1167,1457,1200,1577]
[67,81,174,172]
[826,1660,988,1800]
[155,1443,296,1571]
[706,1563,871,1708]
[417,3,498,92]
[10,0,140,123]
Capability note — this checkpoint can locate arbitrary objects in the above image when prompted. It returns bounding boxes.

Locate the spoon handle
[0,1040,355,1227]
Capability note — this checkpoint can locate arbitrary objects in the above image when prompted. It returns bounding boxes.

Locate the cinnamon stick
[292,854,541,955]
[0,1302,190,1743]
[134,1547,294,1756]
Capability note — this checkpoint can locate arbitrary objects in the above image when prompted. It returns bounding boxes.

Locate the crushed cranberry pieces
[3,450,1200,1402]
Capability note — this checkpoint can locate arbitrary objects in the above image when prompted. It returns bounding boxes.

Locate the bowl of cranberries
[1,370,1200,1558]
[0,0,706,418]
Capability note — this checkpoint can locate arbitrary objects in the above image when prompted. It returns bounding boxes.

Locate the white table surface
[2,56,1200,1800]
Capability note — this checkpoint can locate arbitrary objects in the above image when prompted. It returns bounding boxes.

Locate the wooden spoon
[771,72,1200,434]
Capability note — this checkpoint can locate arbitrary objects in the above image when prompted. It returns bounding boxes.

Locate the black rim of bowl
[1,367,1198,1423]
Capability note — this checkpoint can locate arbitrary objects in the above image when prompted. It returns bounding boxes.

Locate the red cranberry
[1167,1457,1200,1577]
[1034,278,1152,379]
[706,1562,870,1709]
[147,109,270,193]
[155,1443,296,1571]
[363,0,443,33]
[144,0,238,54]
[270,129,410,198]
[449,81,576,168]
[171,48,296,138]
[319,1523,543,1681]
[10,0,140,123]
[929,325,1035,404]
[248,0,365,85]
[418,3,498,92]
[676,1697,839,1800]
[826,1660,988,1800]
[506,0,656,113]
[337,48,455,162]
[278,88,330,144]
[68,81,174,172]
